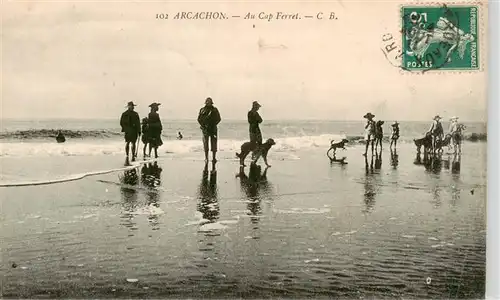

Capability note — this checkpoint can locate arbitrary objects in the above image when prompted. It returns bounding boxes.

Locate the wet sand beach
[0,141,486,298]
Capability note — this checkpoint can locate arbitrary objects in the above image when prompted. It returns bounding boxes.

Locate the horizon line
[0,117,489,123]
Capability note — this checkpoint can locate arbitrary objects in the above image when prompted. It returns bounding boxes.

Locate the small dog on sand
[236,138,276,167]
[328,138,349,156]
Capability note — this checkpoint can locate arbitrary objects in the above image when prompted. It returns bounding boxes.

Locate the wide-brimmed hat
[363,112,375,119]
[391,121,399,126]
[433,115,442,120]
[450,116,459,120]
[149,102,161,108]
[126,101,137,107]
[252,101,261,107]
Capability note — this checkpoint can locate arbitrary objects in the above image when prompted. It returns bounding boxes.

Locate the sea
[0,119,487,157]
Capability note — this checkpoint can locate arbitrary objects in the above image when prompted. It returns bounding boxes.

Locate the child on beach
[363,112,376,156]
[390,121,400,149]
[141,117,149,158]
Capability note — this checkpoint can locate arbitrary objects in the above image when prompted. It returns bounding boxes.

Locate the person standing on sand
[148,103,163,159]
[248,101,263,160]
[390,121,400,149]
[197,97,222,162]
[426,115,444,154]
[141,117,150,158]
[120,101,141,161]
[248,101,263,144]
[363,112,376,156]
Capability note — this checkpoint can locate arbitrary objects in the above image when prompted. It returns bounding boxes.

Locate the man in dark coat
[120,101,141,161]
[198,97,222,162]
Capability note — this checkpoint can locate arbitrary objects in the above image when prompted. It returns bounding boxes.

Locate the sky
[1,0,488,121]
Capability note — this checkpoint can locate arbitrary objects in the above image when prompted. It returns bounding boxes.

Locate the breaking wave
[0,129,121,140]
[0,132,486,158]
[0,129,487,143]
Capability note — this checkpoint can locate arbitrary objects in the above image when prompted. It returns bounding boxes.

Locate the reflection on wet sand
[363,156,376,213]
[141,162,163,229]
[450,154,462,207]
[197,161,219,224]
[390,148,399,169]
[119,168,139,232]
[196,161,219,259]
[236,163,272,227]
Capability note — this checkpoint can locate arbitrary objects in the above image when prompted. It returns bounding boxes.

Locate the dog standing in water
[236,138,276,167]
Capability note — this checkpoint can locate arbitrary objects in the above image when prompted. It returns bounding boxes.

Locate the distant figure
[363,112,376,156]
[177,131,183,140]
[141,117,149,158]
[426,115,444,153]
[56,130,66,143]
[374,120,385,151]
[197,97,222,162]
[390,121,400,149]
[148,103,163,159]
[120,101,141,162]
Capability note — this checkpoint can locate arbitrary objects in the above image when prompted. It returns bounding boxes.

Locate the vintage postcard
[1,0,489,298]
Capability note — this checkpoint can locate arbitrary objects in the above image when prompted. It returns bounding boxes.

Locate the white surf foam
[0,134,345,158]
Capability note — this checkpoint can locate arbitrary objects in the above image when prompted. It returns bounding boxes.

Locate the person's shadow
[141,162,163,229]
[197,161,219,224]
[119,168,139,233]
[390,148,399,169]
[236,163,272,227]
[363,156,376,214]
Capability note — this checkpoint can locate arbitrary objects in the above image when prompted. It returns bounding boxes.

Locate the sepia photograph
[0,0,491,298]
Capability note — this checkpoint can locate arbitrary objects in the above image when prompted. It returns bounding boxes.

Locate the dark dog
[327,138,349,157]
[236,138,276,167]
[414,135,432,154]
[414,134,451,154]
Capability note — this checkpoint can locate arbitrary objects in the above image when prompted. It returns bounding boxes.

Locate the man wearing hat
[147,102,163,159]
[248,101,263,147]
[426,115,444,153]
[120,101,141,161]
[197,97,222,162]
[390,121,400,149]
[363,112,376,156]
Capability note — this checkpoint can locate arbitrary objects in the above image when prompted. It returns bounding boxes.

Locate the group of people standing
[425,114,465,154]
[120,101,163,162]
[363,112,400,156]
[120,98,265,163]
[362,112,465,156]
[196,98,264,162]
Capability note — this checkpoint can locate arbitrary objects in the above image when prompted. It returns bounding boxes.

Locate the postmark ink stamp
[401,4,479,71]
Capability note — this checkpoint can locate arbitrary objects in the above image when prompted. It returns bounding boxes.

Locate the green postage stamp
[401,5,479,71]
